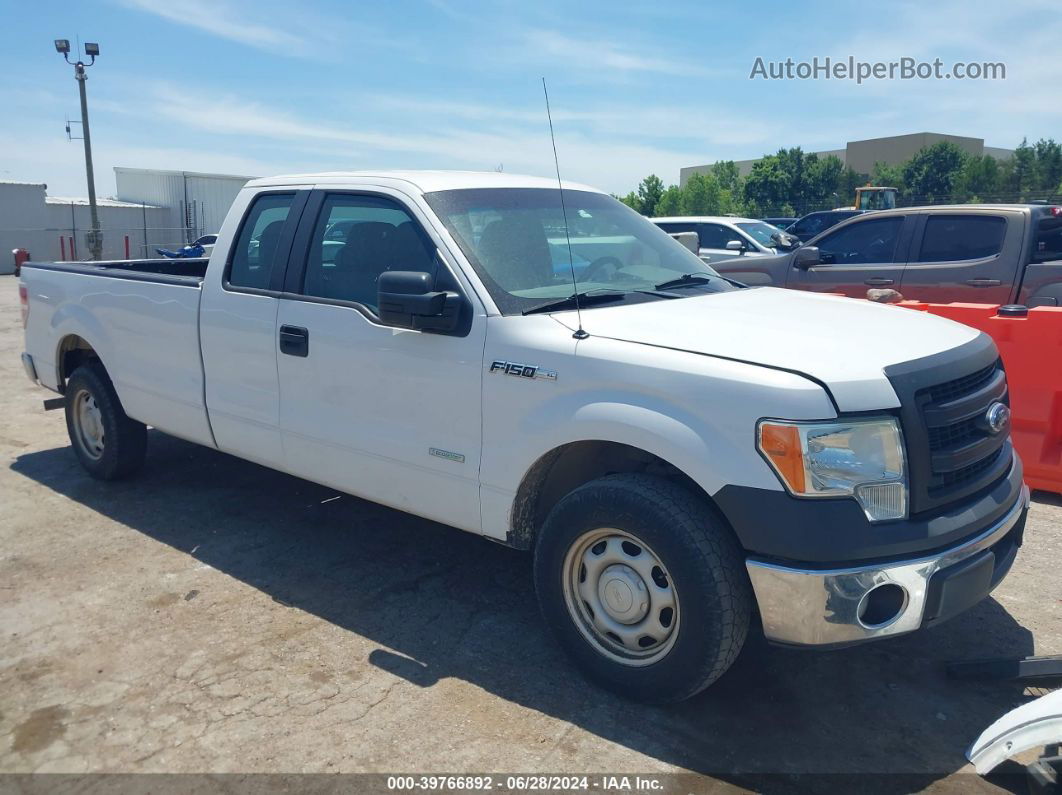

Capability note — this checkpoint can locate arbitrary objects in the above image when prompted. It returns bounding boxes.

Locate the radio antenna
[542,77,587,340]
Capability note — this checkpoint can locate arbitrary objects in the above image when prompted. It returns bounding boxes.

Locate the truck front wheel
[533,473,751,703]
[65,361,147,480]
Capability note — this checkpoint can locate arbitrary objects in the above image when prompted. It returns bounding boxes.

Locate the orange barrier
[898,302,1062,495]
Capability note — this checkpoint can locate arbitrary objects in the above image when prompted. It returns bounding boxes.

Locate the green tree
[742,157,789,215]
[902,141,969,201]
[1007,138,1036,195]
[805,155,845,209]
[636,174,665,217]
[654,185,682,216]
[710,161,742,193]
[1032,138,1062,193]
[618,191,642,213]
[681,172,725,215]
[871,161,905,191]
[955,155,1000,200]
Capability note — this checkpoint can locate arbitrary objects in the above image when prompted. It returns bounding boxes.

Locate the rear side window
[697,223,742,249]
[1033,215,1062,263]
[228,193,295,290]
[917,215,1006,263]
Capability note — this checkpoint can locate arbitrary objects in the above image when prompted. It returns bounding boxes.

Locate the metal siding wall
[115,169,253,241]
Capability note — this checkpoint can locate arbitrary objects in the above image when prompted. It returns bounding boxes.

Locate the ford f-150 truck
[712,204,1062,306]
[19,171,1029,703]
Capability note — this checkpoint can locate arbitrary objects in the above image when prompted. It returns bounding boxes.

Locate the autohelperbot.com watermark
[749,56,1006,83]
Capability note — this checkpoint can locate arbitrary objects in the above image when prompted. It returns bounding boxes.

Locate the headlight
[756,417,907,521]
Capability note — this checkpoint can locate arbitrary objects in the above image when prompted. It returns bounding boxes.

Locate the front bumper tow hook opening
[858,583,908,628]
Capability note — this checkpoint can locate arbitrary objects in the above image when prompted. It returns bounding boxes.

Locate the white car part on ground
[967,688,1062,774]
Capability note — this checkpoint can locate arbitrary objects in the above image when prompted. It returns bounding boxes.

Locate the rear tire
[65,361,147,480]
[533,473,751,703]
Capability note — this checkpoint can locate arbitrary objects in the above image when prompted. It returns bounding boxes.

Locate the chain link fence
[2,226,208,268]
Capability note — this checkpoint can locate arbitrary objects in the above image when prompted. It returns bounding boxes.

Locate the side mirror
[793,246,821,269]
[378,271,460,332]
[725,239,745,254]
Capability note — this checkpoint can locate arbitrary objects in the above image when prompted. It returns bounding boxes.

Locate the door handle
[279,325,309,357]
[864,277,894,286]
[964,278,1001,287]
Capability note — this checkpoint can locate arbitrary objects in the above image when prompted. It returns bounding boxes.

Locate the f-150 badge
[489,360,558,381]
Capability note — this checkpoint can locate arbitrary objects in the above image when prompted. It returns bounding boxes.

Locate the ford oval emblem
[985,402,1010,435]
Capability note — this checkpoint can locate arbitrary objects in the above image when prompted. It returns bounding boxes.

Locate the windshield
[735,222,784,248]
[424,188,733,314]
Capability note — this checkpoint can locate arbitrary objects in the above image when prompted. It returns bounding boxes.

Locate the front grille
[885,338,1013,515]
[926,363,997,404]
[927,415,986,451]
[930,446,1005,494]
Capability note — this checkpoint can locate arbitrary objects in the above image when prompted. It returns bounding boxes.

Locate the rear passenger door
[786,214,912,297]
[899,213,1019,304]
[274,189,486,533]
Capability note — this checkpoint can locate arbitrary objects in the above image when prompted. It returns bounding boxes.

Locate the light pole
[55,39,102,261]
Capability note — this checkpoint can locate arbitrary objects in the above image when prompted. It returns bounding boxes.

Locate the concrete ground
[1,277,1060,791]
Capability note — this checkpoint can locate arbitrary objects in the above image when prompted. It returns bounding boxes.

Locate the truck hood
[562,287,981,411]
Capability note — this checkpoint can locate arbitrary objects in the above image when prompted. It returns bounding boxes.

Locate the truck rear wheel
[533,473,751,703]
[65,361,147,480]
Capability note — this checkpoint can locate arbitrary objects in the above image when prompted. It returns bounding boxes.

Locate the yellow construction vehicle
[854,186,898,211]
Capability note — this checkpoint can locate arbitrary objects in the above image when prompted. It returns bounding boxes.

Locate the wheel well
[508,441,709,550]
[56,335,101,392]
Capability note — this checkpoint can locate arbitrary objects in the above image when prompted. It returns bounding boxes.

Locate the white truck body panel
[21,267,213,447]
[550,287,980,412]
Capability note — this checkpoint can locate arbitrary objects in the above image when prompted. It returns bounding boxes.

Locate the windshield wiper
[653,273,718,290]
[522,290,630,316]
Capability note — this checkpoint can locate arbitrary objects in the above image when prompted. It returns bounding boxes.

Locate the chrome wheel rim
[73,389,105,460]
[562,528,679,666]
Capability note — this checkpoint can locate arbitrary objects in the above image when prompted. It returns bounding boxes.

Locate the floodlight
[85,42,99,57]
[54,39,70,54]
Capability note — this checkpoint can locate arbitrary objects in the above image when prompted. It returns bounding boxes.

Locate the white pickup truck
[19,171,1029,702]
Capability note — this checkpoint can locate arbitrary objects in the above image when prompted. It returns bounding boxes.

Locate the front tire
[533,474,751,703]
[65,361,147,480]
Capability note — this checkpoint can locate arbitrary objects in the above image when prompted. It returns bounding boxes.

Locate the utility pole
[55,39,102,260]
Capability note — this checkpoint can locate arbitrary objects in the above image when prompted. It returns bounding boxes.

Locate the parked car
[761,216,798,229]
[785,209,864,242]
[20,171,1028,703]
[652,216,798,262]
[712,204,1062,306]
[193,234,218,257]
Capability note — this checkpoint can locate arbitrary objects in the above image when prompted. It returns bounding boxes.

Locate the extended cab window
[917,215,1006,263]
[228,193,294,290]
[302,194,435,312]
[816,216,904,264]
[1032,214,1062,263]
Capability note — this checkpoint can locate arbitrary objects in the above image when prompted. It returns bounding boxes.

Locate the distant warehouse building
[680,132,1015,186]
[0,167,255,272]
[113,167,255,243]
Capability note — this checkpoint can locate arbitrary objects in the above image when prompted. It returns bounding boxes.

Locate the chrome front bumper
[746,485,1030,647]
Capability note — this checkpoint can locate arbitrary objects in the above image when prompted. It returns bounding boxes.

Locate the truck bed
[23,257,209,285]
[20,259,215,449]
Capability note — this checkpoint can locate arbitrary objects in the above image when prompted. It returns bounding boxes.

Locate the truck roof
[653,216,762,225]
[246,170,604,195]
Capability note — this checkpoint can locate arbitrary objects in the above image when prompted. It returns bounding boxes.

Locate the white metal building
[1,167,256,273]
[114,167,256,242]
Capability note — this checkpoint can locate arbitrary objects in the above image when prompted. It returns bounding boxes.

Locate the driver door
[786,214,914,297]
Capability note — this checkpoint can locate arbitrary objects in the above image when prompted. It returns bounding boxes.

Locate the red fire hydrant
[12,248,30,277]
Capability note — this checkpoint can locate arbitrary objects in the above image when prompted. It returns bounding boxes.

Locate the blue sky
[1,0,1058,198]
